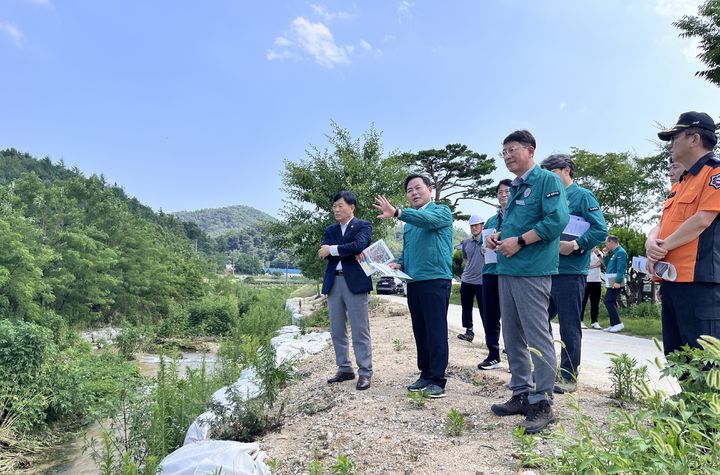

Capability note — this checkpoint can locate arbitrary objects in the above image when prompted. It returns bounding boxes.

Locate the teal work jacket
[397,201,453,281]
[497,165,569,276]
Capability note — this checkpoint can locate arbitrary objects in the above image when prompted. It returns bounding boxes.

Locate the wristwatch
[517,235,526,247]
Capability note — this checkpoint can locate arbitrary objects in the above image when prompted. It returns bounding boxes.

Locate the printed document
[359,239,413,279]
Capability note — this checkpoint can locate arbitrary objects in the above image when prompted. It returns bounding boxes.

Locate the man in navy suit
[318,191,374,390]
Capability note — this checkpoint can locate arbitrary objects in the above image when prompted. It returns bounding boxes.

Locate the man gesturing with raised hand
[374,174,453,398]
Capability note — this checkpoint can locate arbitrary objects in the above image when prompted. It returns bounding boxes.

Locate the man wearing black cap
[646,111,720,356]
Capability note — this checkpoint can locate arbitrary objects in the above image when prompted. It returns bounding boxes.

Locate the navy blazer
[321,217,373,295]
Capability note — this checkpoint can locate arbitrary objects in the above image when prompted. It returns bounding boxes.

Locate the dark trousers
[460,281,483,329]
[406,279,451,388]
[660,282,720,356]
[581,281,601,324]
[480,274,502,362]
[548,274,586,382]
[604,287,623,326]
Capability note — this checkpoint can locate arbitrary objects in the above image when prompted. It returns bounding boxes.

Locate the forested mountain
[0,148,210,326]
[173,205,276,237]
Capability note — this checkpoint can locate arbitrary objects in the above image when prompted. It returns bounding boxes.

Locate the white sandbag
[183,410,217,445]
[273,331,331,365]
[210,367,261,408]
[284,299,304,324]
[159,440,270,475]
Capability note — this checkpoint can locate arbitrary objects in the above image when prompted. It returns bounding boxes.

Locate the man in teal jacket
[486,130,569,434]
[374,174,453,398]
[540,154,608,393]
[603,235,628,333]
[478,178,512,371]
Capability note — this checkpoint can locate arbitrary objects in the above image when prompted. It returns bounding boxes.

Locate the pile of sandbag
[160,315,330,474]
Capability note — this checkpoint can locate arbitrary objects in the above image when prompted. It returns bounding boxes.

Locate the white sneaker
[591,322,601,330]
[604,323,624,333]
[580,322,588,329]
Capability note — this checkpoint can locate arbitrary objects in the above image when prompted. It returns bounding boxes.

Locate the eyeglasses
[501,145,528,157]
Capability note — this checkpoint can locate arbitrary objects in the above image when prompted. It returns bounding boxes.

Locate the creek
[30,351,217,475]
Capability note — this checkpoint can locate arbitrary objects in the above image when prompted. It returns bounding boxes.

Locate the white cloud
[310,4,353,22]
[0,23,24,48]
[290,17,348,68]
[359,39,372,52]
[266,49,299,62]
[653,0,701,18]
[274,36,293,47]
[398,1,415,23]
[559,101,567,111]
[268,16,358,68]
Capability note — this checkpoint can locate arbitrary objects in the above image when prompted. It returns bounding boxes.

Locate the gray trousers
[328,276,373,377]
[499,275,556,404]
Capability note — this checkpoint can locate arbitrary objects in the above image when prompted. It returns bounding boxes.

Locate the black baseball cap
[658,111,717,141]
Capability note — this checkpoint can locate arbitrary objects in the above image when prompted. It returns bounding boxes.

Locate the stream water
[30,351,217,475]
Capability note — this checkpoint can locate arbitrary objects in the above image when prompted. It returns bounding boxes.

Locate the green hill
[173,205,277,237]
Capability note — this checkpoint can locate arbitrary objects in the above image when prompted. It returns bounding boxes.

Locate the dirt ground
[260,301,617,475]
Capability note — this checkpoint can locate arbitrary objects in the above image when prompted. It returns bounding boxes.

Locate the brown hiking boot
[491,392,529,416]
[520,400,555,434]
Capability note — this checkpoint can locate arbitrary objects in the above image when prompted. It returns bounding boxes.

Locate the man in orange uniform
[645,111,719,356]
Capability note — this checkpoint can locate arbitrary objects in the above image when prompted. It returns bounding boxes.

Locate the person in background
[478,179,512,371]
[602,235,627,333]
[540,154,608,394]
[458,214,486,343]
[667,158,686,185]
[581,247,603,330]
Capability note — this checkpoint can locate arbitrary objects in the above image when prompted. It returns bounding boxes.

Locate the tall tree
[401,144,496,219]
[572,148,666,229]
[674,0,720,87]
[277,122,406,283]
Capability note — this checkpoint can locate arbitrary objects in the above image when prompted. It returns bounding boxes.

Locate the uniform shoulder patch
[710,173,720,190]
[588,206,599,212]
[546,191,560,198]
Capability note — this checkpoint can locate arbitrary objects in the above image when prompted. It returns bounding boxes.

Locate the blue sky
[2,0,719,224]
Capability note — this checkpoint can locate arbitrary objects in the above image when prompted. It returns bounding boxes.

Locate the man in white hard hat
[458,214,486,342]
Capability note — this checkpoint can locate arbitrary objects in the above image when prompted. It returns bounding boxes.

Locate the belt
[335,270,344,276]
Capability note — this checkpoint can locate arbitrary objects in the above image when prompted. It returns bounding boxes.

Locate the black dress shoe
[356,376,371,390]
[327,372,355,383]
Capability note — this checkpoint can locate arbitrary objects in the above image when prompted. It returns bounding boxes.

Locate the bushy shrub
[156,302,189,338]
[115,325,147,360]
[187,296,238,336]
[233,291,292,342]
[622,301,661,319]
[209,345,293,442]
[515,336,720,474]
[0,319,55,385]
[29,311,69,346]
[47,346,141,423]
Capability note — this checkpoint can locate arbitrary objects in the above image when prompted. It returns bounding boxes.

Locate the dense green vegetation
[0,148,208,326]
[86,282,293,475]
[0,149,298,472]
[173,204,276,237]
[515,336,720,474]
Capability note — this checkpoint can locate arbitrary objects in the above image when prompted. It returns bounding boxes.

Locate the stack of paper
[359,239,412,280]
